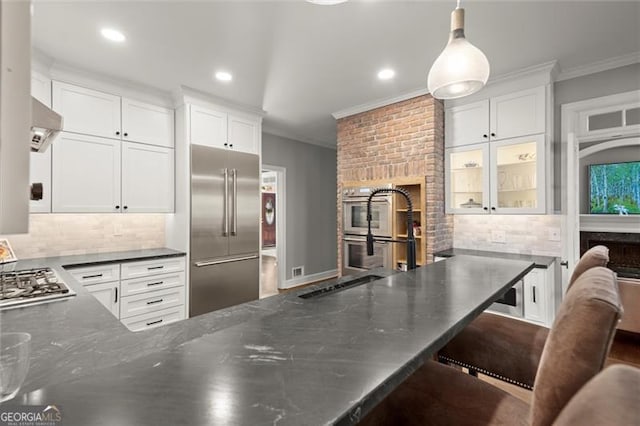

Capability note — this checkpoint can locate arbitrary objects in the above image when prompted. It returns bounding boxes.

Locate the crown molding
[175,85,266,117]
[486,60,559,87]
[556,52,640,82]
[262,124,337,150]
[332,88,430,120]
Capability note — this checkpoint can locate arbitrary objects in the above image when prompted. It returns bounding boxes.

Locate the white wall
[0,214,166,259]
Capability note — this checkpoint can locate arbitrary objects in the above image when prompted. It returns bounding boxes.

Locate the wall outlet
[490,230,507,244]
[113,222,123,237]
[548,229,561,241]
[292,266,304,278]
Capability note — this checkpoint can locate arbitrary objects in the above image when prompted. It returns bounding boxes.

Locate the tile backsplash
[0,214,166,259]
[453,215,562,257]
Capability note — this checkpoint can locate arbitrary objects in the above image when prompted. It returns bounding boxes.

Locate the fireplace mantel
[580,214,640,234]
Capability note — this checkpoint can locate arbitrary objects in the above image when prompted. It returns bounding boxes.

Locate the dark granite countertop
[4,255,534,425]
[434,248,557,268]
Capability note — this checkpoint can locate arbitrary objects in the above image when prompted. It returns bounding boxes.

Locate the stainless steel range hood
[31,96,63,153]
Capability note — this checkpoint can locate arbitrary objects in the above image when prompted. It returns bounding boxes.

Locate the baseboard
[280,269,338,290]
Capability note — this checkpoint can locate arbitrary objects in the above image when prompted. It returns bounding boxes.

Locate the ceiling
[32,1,640,148]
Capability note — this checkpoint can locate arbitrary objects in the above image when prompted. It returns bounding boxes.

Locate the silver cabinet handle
[195,255,258,267]
[223,168,229,236]
[231,169,237,236]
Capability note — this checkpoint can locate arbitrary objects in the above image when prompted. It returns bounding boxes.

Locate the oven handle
[343,237,388,244]
[343,199,391,204]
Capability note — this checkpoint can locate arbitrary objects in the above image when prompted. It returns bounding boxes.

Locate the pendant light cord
[456,0,461,8]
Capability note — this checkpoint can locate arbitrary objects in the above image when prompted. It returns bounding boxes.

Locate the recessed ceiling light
[306,0,348,4]
[100,28,126,43]
[377,69,395,80]
[215,71,233,82]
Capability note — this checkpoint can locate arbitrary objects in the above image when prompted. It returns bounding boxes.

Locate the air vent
[292,266,304,278]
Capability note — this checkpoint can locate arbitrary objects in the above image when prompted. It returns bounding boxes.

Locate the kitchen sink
[298,274,384,299]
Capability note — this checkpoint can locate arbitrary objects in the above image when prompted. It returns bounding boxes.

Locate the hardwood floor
[482,329,640,403]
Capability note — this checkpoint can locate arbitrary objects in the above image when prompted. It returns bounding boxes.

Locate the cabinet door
[52,81,121,139]
[228,115,259,154]
[86,282,120,319]
[524,269,547,326]
[122,98,174,148]
[190,105,227,148]
[445,100,489,148]
[490,134,545,214]
[52,133,121,213]
[490,86,545,141]
[445,143,490,214]
[121,142,174,213]
[30,73,52,213]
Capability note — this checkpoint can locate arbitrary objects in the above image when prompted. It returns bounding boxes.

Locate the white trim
[175,85,266,117]
[262,125,336,150]
[579,137,640,158]
[556,52,640,82]
[281,269,338,290]
[332,88,429,119]
[262,164,287,290]
[580,214,640,233]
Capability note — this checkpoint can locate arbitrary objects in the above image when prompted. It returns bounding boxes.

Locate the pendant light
[427,0,490,99]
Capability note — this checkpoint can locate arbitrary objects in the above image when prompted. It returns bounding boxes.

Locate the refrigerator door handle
[231,168,238,236]
[223,168,229,236]
[195,254,259,267]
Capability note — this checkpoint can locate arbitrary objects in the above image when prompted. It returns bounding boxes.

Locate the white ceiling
[32,1,640,147]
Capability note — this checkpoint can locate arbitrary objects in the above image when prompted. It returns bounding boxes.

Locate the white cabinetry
[30,72,52,213]
[523,265,556,327]
[121,142,174,213]
[121,98,174,148]
[189,105,260,154]
[446,134,545,214]
[65,256,186,331]
[52,133,121,213]
[445,86,546,148]
[52,81,121,140]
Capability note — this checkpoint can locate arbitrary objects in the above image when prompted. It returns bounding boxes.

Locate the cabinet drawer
[121,305,185,332]
[120,257,185,280]
[120,286,185,319]
[66,264,120,286]
[121,271,185,297]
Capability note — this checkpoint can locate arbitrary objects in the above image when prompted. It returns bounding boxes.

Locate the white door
[523,269,547,326]
[445,143,490,214]
[86,282,120,318]
[190,105,227,148]
[122,98,174,148]
[490,86,545,141]
[52,133,121,213]
[490,134,546,214]
[52,81,121,139]
[121,142,174,213]
[228,115,259,154]
[444,100,489,148]
[30,73,52,213]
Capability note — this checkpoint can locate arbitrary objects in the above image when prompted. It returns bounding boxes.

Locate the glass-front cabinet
[445,134,546,214]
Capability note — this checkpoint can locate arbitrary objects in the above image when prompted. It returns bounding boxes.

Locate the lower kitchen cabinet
[85,281,120,318]
[523,264,557,327]
[65,256,186,331]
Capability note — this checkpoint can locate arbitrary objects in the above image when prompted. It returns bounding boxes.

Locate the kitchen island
[2,255,534,425]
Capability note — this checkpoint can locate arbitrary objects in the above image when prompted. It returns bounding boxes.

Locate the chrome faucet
[366,187,417,270]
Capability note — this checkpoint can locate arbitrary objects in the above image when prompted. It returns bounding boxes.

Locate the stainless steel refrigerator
[190,144,260,317]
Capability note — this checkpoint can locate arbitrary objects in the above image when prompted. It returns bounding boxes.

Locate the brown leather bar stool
[359,266,622,426]
[554,364,640,425]
[437,245,610,389]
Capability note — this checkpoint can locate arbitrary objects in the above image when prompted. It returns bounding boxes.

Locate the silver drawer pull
[146,299,163,305]
[146,319,163,326]
[82,273,103,279]
[147,266,164,270]
[147,281,164,287]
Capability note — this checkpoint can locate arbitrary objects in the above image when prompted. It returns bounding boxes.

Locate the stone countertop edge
[434,248,557,268]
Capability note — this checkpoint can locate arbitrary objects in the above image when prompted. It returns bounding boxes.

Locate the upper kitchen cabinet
[121,142,174,213]
[445,143,490,214]
[445,86,546,148]
[189,104,260,154]
[52,81,122,140]
[121,98,174,148]
[52,133,121,213]
[30,72,52,214]
[52,81,174,148]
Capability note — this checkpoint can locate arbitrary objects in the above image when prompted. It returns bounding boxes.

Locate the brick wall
[336,95,453,273]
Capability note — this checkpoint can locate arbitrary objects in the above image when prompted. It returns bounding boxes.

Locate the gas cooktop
[0,267,75,310]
